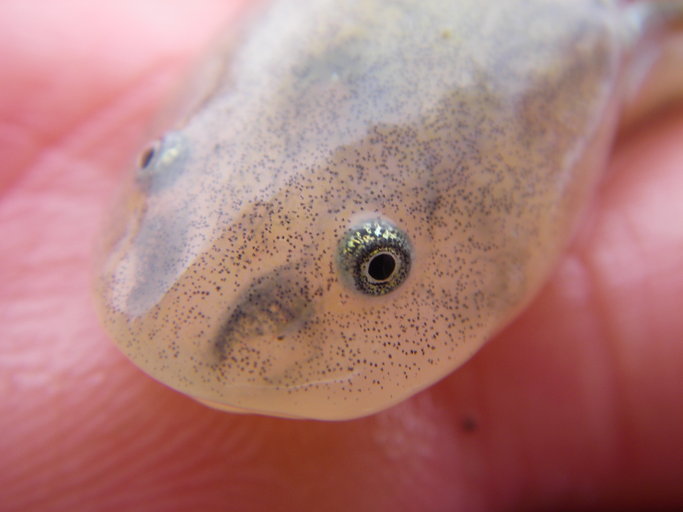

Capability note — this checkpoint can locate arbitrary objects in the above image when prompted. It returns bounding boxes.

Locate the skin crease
[0,0,682,510]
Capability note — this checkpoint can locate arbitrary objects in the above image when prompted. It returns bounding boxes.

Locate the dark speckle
[461,415,479,433]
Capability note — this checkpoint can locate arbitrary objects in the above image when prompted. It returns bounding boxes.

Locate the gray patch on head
[126,210,191,316]
[213,268,314,362]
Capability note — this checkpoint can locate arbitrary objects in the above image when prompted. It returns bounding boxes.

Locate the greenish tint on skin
[95,0,683,420]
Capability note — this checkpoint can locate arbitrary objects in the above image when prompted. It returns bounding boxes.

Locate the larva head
[96,0,625,419]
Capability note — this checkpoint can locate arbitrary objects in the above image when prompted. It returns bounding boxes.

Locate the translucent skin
[96,0,646,420]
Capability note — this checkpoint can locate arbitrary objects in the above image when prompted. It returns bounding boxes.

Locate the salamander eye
[135,131,188,193]
[337,218,412,296]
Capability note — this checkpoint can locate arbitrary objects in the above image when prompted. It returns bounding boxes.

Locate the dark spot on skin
[461,415,478,433]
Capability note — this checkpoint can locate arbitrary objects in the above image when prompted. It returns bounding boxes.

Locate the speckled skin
[96,0,671,420]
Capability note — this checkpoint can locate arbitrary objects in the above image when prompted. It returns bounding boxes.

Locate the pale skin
[1,0,683,510]
[97,0,663,421]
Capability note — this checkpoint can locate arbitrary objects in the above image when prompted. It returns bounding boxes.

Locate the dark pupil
[139,146,155,169]
[368,253,395,281]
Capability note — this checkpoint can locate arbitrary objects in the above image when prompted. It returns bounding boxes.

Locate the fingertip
[573,104,683,504]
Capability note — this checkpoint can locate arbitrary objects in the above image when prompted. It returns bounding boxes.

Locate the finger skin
[1,1,682,511]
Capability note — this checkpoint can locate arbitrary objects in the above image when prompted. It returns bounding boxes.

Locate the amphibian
[95,0,683,420]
